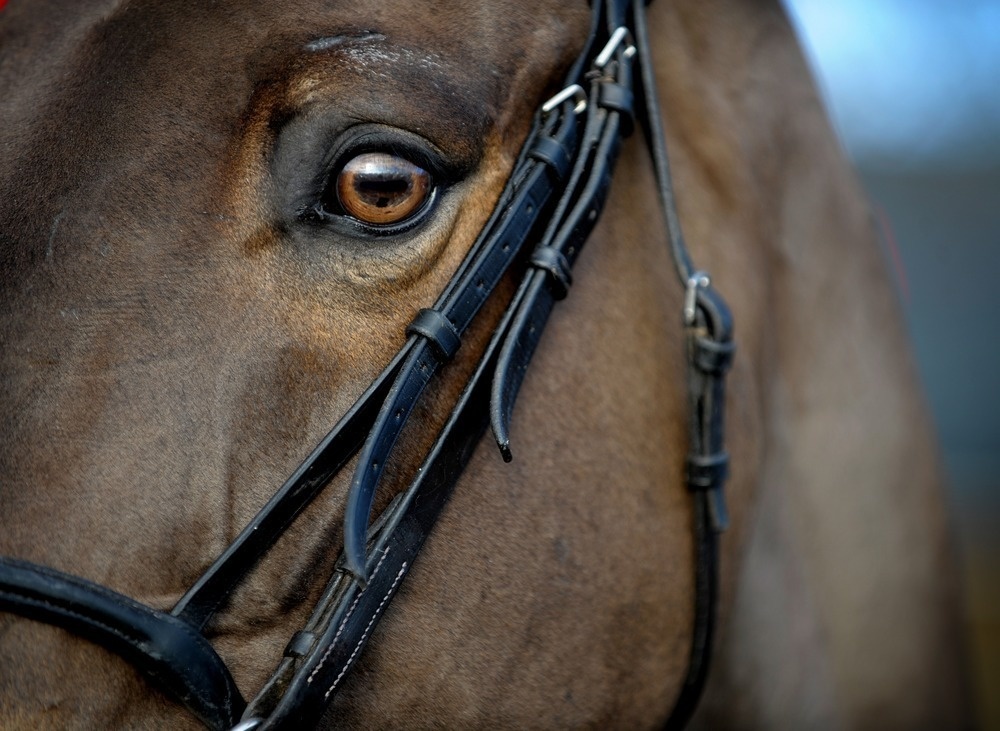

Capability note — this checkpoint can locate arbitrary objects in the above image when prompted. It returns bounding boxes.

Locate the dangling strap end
[497,440,514,464]
[490,398,515,463]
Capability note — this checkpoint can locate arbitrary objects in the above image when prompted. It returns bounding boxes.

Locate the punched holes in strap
[528,135,572,182]
[407,308,462,361]
[598,81,635,137]
[530,246,573,300]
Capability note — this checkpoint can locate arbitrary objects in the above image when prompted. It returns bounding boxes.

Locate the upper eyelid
[325,129,450,180]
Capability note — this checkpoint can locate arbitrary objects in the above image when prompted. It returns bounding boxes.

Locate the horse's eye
[334,152,431,225]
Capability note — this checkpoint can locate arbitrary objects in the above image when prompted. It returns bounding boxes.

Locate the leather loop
[598,81,635,136]
[691,335,735,374]
[529,135,572,182]
[686,452,729,491]
[406,308,461,361]
[529,247,573,300]
[283,631,315,659]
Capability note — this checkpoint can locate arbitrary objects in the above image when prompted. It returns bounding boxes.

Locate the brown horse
[0,0,969,728]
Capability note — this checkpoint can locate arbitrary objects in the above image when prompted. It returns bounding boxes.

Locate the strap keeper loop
[598,81,635,136]
[686,452,729,491]
[690,335,735,374]
[528,135,572,182]
[407,308,461,361]
[284,630,316,659]
[687,453,731,531]
[530,247,573,300]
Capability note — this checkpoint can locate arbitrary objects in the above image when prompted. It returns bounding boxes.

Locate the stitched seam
[324,562,407,700]
[307,548,390,684]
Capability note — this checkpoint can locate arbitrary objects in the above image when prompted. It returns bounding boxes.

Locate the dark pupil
[356,174,413,208]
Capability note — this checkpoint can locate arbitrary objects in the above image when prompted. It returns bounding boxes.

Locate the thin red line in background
[874,203,910,305]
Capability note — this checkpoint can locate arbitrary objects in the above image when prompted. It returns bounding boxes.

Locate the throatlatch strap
[630,1,735,725]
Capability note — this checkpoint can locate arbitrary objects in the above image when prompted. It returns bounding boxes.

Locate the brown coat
[0,0,968,727]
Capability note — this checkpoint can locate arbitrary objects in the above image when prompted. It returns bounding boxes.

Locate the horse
[0,0,970,728]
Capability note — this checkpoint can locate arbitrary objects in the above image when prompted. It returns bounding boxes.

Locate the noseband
[0,0,733,728]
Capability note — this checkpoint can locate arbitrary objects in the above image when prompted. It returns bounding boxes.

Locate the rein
[0,0,733,728]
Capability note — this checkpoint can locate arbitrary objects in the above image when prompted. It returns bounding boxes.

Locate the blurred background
[782,0,1000,726]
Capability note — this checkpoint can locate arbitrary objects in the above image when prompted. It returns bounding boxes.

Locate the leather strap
[0,557,244,730]
[235,9,638,726]
[490,18,634,461]
[630,2,735,725]
[340,104,582,580]
[242,282,531,729]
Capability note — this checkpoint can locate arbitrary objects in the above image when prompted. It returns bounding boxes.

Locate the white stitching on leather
[307,548,390,684]
[324,562,408,700]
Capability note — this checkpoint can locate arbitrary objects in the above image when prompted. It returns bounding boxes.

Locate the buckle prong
[684,271,711,325]
[594,27,637,69]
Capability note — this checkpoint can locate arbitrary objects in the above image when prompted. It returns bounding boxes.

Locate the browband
[0,0,733,728]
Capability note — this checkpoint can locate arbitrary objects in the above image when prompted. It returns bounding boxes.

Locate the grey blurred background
[782,0,1000,726]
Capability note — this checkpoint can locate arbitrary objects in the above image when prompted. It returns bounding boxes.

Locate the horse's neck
[648,1,970,726]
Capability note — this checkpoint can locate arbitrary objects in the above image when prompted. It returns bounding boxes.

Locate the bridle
[0,0,733,728]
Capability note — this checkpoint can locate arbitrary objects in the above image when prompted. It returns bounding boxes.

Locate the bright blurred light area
[784,0,1000,171]
[782,1,1000,727]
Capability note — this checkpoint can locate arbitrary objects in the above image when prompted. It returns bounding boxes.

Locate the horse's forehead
[4,0,590,109]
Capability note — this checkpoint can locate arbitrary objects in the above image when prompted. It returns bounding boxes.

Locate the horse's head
[2,1,719,727]
[3,0,971,728]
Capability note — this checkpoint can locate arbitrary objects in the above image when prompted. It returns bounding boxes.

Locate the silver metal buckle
[684,271,711,325]
[594,26,637,70]
[541,84,587,115]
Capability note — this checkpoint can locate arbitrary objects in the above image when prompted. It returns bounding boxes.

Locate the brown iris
[335,152,431,225]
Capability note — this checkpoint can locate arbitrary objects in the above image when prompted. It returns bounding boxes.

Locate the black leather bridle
[0,0,733,728]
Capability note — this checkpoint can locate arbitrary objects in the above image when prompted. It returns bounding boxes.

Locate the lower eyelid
[312,185,441,238]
